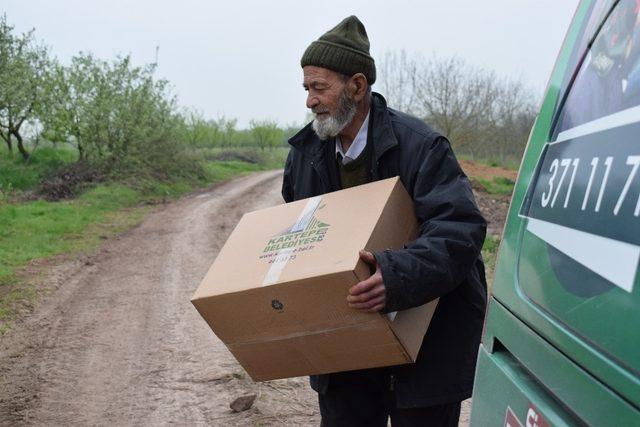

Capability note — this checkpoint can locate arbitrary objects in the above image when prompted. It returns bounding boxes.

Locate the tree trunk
[0,130,12,153]
[12,130,30,162]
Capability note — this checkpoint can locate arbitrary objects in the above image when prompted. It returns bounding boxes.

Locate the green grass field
[0,146,77,192]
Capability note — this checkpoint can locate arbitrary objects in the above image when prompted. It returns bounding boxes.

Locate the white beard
[311,89,357,140]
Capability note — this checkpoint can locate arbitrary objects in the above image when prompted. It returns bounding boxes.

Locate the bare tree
[378,50,420,114]
[378,51,536,162]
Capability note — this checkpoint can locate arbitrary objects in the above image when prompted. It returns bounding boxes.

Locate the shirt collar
[336,111,370,162]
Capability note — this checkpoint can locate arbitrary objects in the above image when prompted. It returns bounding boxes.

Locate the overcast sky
[4,1,579,127]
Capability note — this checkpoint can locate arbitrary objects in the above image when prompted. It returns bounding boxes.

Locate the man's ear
[349,73,369,102]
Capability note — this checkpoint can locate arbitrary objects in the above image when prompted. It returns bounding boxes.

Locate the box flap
[388,299,439,361]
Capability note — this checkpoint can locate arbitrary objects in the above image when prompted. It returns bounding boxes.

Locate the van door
[517,0,640,389]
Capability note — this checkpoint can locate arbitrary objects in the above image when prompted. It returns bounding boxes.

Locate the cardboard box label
[261,196,328,285]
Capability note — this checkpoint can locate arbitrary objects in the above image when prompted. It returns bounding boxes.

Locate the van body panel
[472,0,640,422]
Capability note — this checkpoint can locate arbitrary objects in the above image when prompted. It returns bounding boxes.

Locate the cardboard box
[191,177,438,381]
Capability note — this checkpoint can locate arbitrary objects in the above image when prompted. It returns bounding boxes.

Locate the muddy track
[0,171,472,426]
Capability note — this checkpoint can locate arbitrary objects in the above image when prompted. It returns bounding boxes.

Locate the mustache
[312,106,330,114]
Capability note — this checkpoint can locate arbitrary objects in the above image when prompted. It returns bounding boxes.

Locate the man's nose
[306,93,319,110]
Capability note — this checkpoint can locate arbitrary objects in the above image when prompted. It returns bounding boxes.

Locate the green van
[470,0,640,425]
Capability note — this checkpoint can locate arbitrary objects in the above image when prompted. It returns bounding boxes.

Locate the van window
[556,0,640,134]
[550,0,617,131]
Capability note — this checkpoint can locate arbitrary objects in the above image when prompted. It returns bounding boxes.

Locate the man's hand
[347,250,386,312]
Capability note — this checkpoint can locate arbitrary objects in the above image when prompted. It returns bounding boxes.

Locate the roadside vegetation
[0,16,530,330]
[475,176,515,196]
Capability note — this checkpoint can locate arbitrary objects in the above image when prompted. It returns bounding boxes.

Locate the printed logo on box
[260,199,330,263]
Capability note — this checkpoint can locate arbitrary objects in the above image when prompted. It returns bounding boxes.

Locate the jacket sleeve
[282,149,294,203]
[374,137,486,313]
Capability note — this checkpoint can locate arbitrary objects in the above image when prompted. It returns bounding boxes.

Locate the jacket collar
[288,92,398,162]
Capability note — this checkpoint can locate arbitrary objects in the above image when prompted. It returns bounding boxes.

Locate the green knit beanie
[301,15,376,85]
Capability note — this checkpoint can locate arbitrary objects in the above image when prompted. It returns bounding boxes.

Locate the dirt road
[0,171,471,426]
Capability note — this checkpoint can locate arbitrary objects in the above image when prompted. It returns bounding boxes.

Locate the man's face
[303,66,357,140]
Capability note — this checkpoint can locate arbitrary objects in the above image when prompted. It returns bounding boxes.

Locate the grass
[0,150,270,332]
[203,159,265,181]
[476,176,515,195]
[0,185,142,286]
[195,146,289,170]
[481,234,501,292]
[0,145,77,192]
[458,153,521,170]
[260,146,289,169]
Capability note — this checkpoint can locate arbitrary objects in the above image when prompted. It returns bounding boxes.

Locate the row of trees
[2,14,537,176]
[180,111,286,151]
[378,51,537,161]
[0,15,285,180]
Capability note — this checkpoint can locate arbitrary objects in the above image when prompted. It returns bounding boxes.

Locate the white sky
[3,0,579,127]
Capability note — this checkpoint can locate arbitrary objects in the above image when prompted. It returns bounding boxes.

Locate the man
[282,16,487,427]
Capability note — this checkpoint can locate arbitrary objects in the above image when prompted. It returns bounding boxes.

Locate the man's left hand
[347,250,386,312]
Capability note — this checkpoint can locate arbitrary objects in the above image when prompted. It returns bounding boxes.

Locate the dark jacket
[282,93,487,408]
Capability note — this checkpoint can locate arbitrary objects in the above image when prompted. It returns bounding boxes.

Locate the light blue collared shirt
[335,111,370,164]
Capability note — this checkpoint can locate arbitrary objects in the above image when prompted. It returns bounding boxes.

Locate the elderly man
[282,16,487,427]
